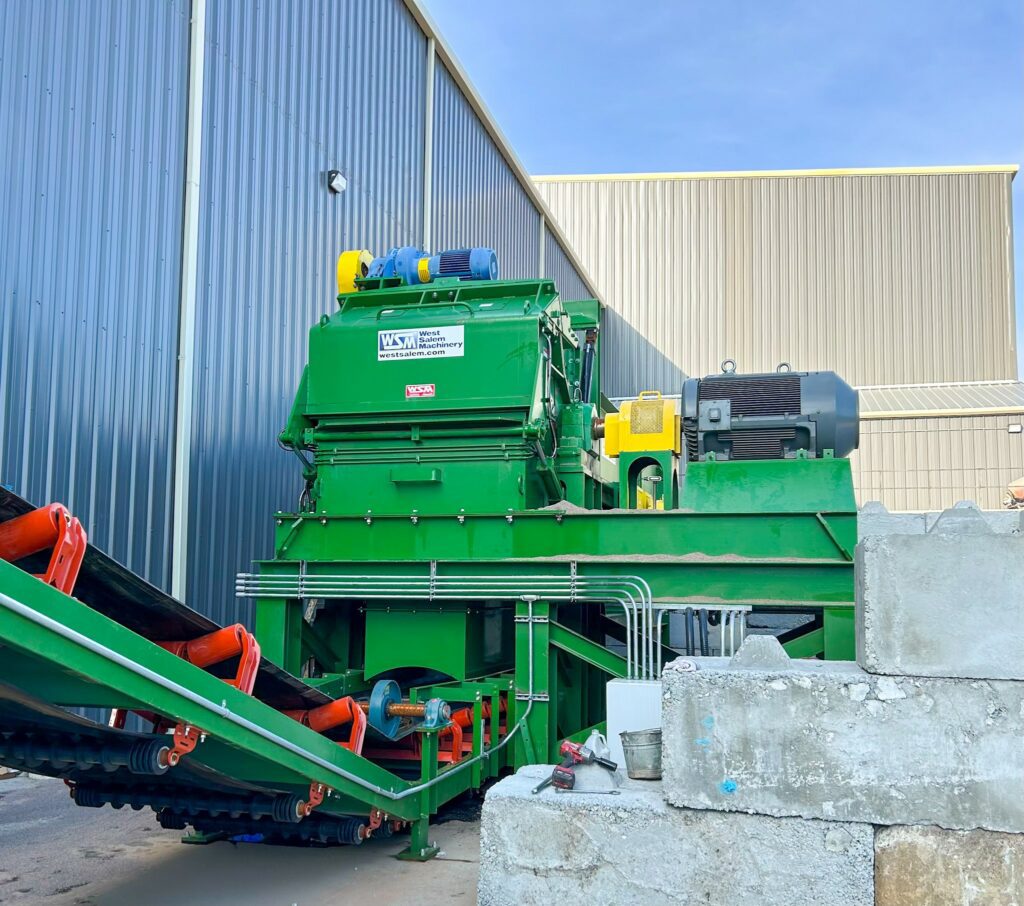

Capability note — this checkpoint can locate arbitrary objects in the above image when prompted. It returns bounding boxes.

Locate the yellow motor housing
[604,391,681,457]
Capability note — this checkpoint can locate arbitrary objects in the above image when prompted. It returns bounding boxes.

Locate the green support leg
[254,596,304,672]
[471,696,484,788]
[823,606,855,660]
[396,730,440,862]
[181,830,228,845]
[490,681,509,775]
[399,817,438,863]
[514,599,552,768]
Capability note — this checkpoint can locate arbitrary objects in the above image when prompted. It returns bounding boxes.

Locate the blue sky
[423,0,1024,375]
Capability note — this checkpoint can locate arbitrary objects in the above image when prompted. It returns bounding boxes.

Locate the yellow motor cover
[336,249,374,294]
[604,391,681,456]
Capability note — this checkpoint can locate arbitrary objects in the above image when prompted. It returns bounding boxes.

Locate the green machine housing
[281,277,601,517]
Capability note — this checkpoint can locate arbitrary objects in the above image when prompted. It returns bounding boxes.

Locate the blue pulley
[368,679,403,739]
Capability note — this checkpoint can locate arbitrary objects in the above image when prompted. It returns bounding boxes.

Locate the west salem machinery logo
[405,383,436,399]
[377,325,465,361]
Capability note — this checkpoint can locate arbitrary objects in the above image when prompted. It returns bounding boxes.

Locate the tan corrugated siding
[859,380,1024,416]
[850,414,1024,510]
[536,172,1016,397]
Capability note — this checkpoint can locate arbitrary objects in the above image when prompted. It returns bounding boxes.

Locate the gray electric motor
[681,364,859,461]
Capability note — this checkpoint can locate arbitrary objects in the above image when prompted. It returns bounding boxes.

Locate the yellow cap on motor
[417,257,431,284]
[336,249,373,294]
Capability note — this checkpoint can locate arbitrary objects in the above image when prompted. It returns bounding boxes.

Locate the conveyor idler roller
[0,733,170,776]
[72,784,308,824]
[158,810,369,845]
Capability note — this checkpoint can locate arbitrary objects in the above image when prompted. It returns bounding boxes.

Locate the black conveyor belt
[0,487,330,712]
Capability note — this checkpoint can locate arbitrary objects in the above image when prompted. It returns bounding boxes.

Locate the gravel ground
[0,775,480,906]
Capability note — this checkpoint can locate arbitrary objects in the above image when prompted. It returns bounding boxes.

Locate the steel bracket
[163,723,203,768]
[302,781,330,816]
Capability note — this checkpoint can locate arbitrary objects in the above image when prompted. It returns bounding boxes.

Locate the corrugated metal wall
[852,414,1024,510]
[536,172,1017,396]
[186,0,427,623]
[431,64,541,280]
[543,229,591,303]
[0,0,189,588]
[1,0,601,631]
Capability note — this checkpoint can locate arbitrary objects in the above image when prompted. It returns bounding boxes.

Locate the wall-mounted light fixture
[326,170,347,194]
[1008,424,1022,434]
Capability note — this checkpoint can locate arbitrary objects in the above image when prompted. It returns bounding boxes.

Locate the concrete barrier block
[479,766,874,906]
[661,652,1024,832]
[856,530,1024,680]
[859,501,1023,539]
[728,633,792,669]
[925,501,1024,536]
[875,825,1024,906]
[858,501,928,538]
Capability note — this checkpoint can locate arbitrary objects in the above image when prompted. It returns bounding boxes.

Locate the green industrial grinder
[0,243,858,859]
[244,243,858,852]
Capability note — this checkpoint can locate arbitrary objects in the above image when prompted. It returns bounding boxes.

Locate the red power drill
[531,740,618,794]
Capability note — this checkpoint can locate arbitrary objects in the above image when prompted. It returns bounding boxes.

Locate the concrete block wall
[875,826,1024,906]
[479,767,875,906]
[857,503,1024,681]
[661,654,1024,831]
[481,503,1024,903]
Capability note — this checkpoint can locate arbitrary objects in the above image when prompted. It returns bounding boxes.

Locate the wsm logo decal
[377,325,465,361]
[379,330,418,353]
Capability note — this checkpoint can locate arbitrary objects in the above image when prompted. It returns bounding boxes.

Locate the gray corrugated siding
[536,173,1017,397]
[431,64,540,280]
[0,0,189,588]
[852,414,1024,510]
[543,230,590,303]
[186,0,426,624]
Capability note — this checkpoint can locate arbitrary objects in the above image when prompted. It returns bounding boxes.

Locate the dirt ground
[0,775,480,906]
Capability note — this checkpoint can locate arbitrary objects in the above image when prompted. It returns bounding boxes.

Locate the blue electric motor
[367,245,498,285]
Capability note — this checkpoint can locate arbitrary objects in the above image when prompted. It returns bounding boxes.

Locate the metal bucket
[619,727,662,780]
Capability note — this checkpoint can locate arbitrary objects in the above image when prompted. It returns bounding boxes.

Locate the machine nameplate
[378,325,465,361]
